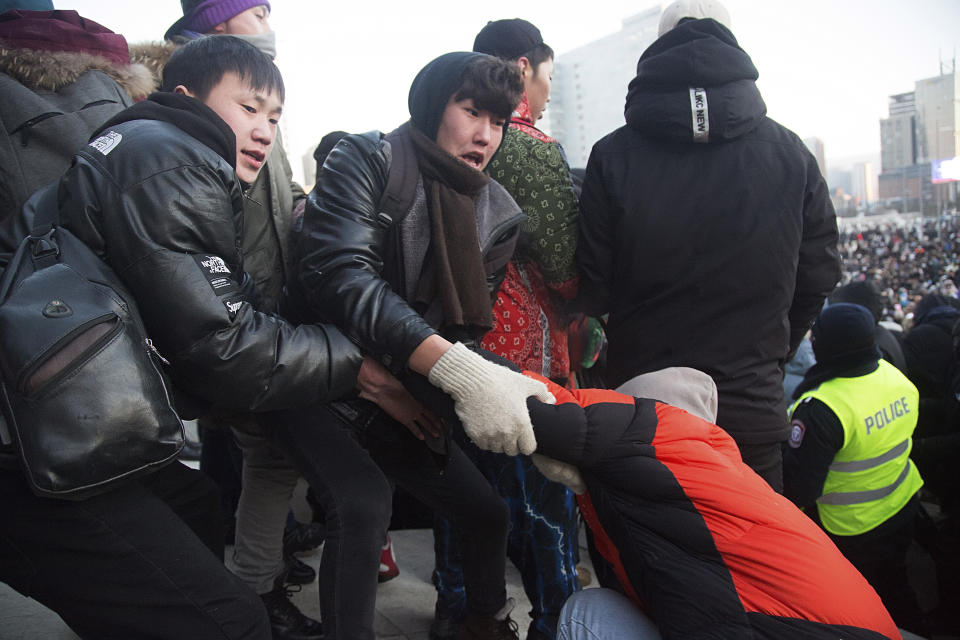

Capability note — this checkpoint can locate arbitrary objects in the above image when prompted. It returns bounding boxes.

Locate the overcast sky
[70,0,960,179]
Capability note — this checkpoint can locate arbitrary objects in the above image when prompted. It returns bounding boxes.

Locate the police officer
[784,302,923,630]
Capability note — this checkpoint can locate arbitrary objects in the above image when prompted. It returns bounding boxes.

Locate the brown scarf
[404,123,493,334]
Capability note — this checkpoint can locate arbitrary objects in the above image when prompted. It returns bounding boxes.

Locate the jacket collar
[94,92,236,170]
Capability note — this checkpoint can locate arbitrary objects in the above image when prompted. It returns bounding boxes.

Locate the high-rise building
[914,61,960,164]
[878,60,959,213]
[851,161,876,205]
[548,6,662,168]
[803,137,827,177]
[879,92,917,171]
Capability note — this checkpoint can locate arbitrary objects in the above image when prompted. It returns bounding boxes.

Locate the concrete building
[878,163,934,213]
[879,92,917,171]
[851,161,876,205]
[803,137,827,177]
[914,61,960,164]
[878,60,959,213]
[548,6,662,168]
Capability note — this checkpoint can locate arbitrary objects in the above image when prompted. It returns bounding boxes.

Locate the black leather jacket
[45,114,361,414]
[296,130,523,368]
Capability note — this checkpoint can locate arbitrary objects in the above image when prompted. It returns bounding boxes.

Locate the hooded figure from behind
[576,0,840,492]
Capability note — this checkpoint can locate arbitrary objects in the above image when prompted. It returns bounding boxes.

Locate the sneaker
[378,533,399,583]
[455,598,519,640]
[283,521,325,555]
[259,585,323,640]
[282,553,316,586]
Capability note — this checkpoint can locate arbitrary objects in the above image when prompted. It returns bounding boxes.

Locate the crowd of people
[838,214,960,328]
[0,1,957,640]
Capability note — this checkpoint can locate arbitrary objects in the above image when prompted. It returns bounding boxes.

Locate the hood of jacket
[0,9,153,99]
[0,42,153,99]
[128,41,176,93]
[624,18,766,143]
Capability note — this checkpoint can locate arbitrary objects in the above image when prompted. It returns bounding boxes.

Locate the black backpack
[0,187,183,499]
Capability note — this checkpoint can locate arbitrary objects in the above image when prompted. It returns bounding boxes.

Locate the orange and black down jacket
[526,376,900,640]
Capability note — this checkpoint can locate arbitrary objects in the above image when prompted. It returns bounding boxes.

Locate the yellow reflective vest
[792,360,923,536]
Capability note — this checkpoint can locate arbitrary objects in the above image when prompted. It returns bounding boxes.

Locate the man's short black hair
[522,43,554,73]
[161,35,285,103]
[453,55,524,121]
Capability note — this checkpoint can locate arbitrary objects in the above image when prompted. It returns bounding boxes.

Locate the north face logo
[88,131,122,156]
[201,256,231,274]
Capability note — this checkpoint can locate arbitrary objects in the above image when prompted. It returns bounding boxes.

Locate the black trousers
[830,496,924,632]
[0,462,269,639]
[268,396,510,640]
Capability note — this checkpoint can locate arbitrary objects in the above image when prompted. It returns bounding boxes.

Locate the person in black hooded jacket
[576,1,840,491]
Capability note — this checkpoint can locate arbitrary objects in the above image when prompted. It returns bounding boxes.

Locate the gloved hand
[532,454,587,495]
[428,343,554,455]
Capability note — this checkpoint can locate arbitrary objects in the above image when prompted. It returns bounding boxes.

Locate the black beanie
[408,51,484,140]
[811,303,880,369]
[828,280,883,323]
[473,18,543,59]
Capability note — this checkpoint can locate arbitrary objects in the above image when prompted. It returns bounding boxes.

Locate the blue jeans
[433,444,580,638]
[557,589,661,640]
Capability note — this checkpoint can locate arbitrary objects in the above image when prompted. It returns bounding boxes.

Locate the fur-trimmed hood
[128,41,177,92]
[0,45,154,100]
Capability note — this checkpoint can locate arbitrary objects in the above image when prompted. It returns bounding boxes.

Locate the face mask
[230,30,277,60]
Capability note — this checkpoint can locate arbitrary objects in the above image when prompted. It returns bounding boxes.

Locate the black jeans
[269,398,509,640]
[0,462,269,639]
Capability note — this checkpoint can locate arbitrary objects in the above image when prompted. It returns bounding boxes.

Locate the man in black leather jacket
[295,52,553,639]
[0,36,393,639]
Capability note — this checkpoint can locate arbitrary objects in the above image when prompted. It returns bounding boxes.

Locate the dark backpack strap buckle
[29,226,59,267]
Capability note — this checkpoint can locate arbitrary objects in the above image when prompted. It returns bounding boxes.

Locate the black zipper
[19,313,120,397]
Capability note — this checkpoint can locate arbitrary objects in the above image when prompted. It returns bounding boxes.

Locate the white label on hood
[89,131,122,156]
[689,88,709,143]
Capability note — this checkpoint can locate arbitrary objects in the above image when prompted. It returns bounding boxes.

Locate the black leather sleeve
[297,133,436,366]
[59,151,362,413]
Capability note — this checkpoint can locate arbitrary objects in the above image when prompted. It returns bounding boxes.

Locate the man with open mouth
[290,51,550,639]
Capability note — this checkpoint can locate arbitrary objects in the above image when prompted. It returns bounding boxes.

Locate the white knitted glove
[428,343,554,455]
[531,454,587,495]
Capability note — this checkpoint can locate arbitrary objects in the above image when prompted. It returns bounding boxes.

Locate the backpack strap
[378,127,419,225]
[27,186,61,270]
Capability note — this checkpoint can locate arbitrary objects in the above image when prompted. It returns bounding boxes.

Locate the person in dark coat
[900,294,960,522]
[575,0,840,492]
[829,280,907,373]
[296,52,546,640]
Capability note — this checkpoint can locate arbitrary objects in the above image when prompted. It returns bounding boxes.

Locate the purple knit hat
[164,0,270,41]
